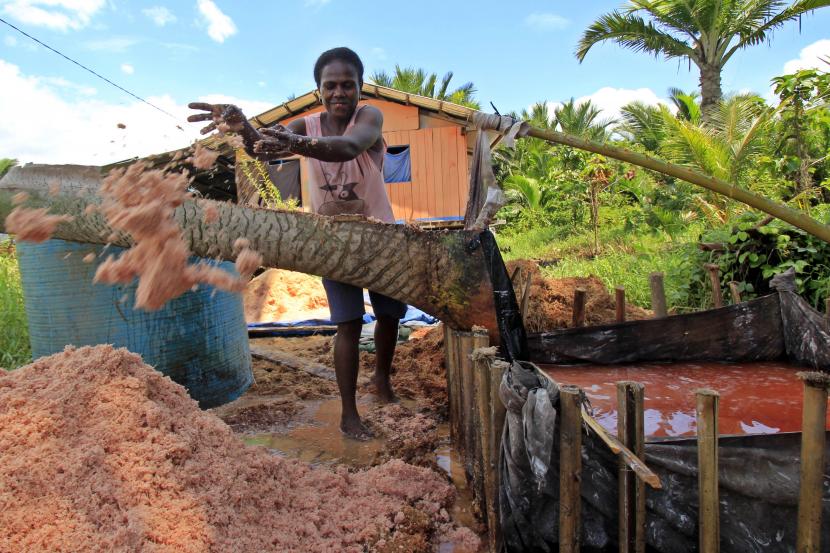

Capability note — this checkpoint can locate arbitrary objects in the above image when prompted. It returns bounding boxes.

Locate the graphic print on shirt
[320,181,360,201]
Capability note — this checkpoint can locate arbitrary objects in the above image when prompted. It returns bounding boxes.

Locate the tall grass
[0,240,30,369]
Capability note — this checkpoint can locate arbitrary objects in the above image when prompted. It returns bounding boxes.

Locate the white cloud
[783,39,830,74]
[120,63,134,75]
[0,58,271,165]
[304,0,330,7]
[142,5,176,26]
[524,13,569,31]
[195,94,272,119]
[41,76,96,96]
[83,37,139,52]
[196,0,236,43]
[538,87,668,125]
[370,47,387,61]
[1,0,106,31]
[4,35,17,47]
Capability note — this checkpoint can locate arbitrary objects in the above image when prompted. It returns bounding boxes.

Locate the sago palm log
[0,164,498,332]
[526,126,830,244]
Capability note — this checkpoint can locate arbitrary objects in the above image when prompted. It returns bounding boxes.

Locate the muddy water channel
[543,360,830,438]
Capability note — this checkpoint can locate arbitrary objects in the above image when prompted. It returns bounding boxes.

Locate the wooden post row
[617,381,646,553]
[728,281,742,304]
[489,359,508,553]
[796,372,829,553]
[649,273,668,318]
[444,325,460,445]
[696,389,720,553]
[559,385,583,553]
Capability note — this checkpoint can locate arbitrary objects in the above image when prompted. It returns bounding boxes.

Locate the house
[230,83,490,225]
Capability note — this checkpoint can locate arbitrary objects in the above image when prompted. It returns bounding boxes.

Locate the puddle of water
[434,424,480,534]
[244,398,386,466]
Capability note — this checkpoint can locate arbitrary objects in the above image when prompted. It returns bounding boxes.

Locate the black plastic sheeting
[479,230,527,363]
[498,360,830,552]
[526,269,830,371]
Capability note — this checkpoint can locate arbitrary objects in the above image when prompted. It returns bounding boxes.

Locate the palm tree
[575,0,830,116]
[369,65,480,109]
[554,98,615,141]
[0,158,16,178]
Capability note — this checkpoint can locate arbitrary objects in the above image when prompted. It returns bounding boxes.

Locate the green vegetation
[369,66,480,109]
[0,239,30,370]
[494,60,830,313]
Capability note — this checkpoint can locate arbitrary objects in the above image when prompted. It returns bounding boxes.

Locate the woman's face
[319,60,360,120]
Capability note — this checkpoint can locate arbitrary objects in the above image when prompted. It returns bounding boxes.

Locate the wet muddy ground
[210,326,485,551]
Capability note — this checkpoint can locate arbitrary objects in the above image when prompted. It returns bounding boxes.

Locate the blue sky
[1,0,829,164]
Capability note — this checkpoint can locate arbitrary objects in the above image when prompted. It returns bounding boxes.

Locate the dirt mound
[507,260,651,333]
[244,268,329,323]
[388,327,447,414]
[365,404,440,467]
[0,345,477,552]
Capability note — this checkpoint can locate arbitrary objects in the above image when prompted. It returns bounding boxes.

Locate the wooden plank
[249,341,336,382]
[797,372,829,553]
[649,272,668,318]
[446,127,461,217]
[457,128,469,216]
[424,128,436,217]
[434,128,447,217]
[696,389,720,553]
[409,130,425,220]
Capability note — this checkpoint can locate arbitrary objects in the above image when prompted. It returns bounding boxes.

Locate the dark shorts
[322,278,408,324]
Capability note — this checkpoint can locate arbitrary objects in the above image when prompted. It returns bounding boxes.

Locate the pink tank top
[304,105,396,223]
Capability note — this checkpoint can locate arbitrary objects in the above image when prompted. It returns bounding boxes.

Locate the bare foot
[370,375,399,404]
[340,415,374,441]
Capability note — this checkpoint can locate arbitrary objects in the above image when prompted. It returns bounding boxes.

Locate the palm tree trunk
[699,62,723,120]
[0,164,499,332]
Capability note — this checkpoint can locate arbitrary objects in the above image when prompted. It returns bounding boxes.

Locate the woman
[188,47,405,440]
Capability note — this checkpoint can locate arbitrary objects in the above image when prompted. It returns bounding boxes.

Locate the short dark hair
[313,47,364,87]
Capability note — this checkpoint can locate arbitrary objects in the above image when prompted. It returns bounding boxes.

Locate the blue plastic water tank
[16,239,253,408]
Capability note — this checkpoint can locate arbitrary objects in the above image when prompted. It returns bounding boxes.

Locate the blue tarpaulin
[247,304,437,337]
[383,147,411,183]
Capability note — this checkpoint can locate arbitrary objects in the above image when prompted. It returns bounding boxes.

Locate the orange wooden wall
[276,100,469,222]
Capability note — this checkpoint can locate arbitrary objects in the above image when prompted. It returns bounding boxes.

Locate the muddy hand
[254,126,296,155]
[187,103,247,135]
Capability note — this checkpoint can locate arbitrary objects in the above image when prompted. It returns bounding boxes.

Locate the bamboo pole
[615,286,626,323]
[524,126,830,244]
[559,385,583,553]
[696,389,720,553]
[488,359,508,553]
[728,282,742,304]
[572,288,587,327]
[704,264,723,308]
[617,382,646,553]
[649,273,668,318]
[796,372,830,553]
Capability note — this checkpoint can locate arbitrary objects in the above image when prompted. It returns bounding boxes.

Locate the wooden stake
[797,372,830,553]
[703,264,723,308]
[521,270,533,324]
[615,286,626,323]
[488,359,509,553]
[473,346,496,528]
[696,389,720,553]
[559,385,583,553]
[825,298,830,326]
[728,281,741,304]
[617,382,646,553]
[458,331,475,469]
[649,273,667,318]
[572,288,587,327]
[444,326,460,444]
[468,330,490,514]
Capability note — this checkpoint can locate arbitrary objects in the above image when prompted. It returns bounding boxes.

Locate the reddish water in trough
[542,361,830,438]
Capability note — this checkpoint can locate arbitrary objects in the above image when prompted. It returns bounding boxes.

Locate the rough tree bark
[698,62,723,121]
[0,164,499,332]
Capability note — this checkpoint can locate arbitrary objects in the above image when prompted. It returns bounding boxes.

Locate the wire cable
[0,15,185,129]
